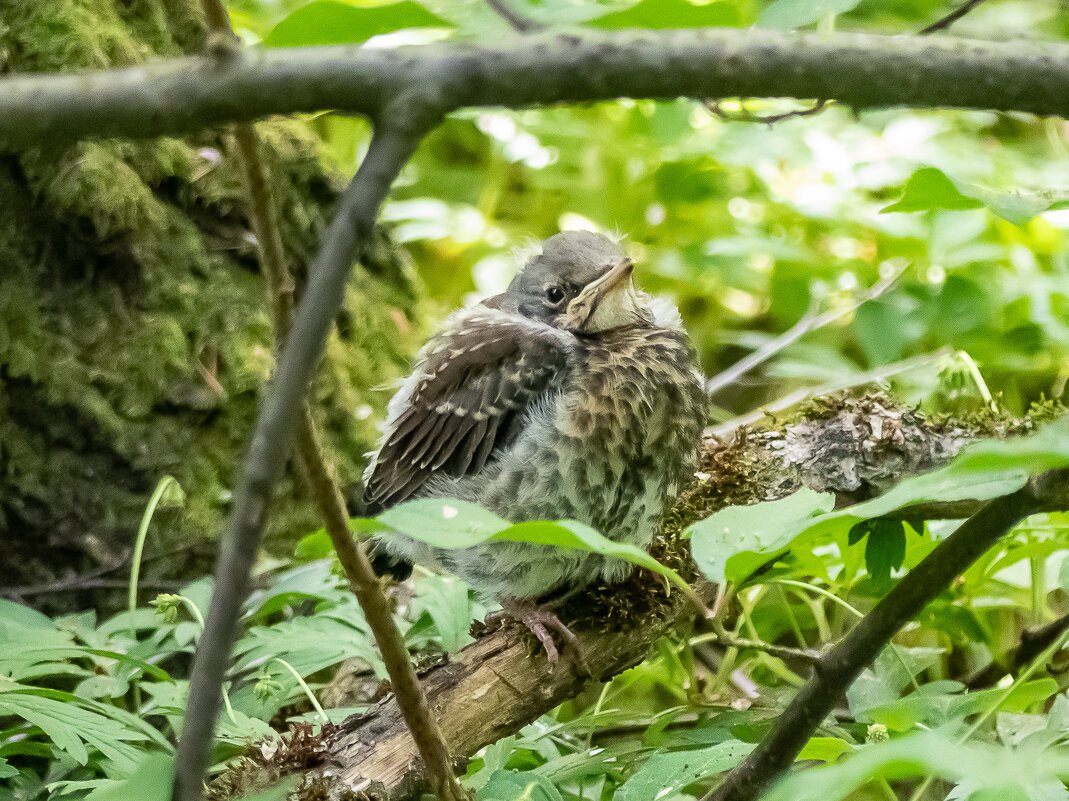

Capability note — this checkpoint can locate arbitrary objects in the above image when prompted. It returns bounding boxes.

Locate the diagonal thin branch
[704,470,1069,801]
[920,0,990,35]
[189,1,465,797]
[706,262,908,395]
[172,115,436,801]
[484,0,542,32]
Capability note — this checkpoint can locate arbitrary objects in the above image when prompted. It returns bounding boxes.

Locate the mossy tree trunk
[0,0,420,611]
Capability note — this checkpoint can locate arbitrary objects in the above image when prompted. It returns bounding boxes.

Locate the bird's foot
[496,599,590,675]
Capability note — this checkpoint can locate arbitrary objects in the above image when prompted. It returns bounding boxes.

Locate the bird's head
[500,231,653,334]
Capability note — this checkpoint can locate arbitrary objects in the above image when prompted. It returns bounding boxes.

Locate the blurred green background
[231,0,1069,423]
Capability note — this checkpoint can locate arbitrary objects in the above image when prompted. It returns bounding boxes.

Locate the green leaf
[688,488,835,584]
[0,757,17,779]
[847,646,945,722]
[859,519,906,590]
[587,0,739,29]
[293,530,333,562]
[796,737,852,763]
[478,769,564,801]
[0,686,148,771]
[0,599,54,629]
[85,752,173,801]
[881,168,984,214]
[377,500,693,595]
[378,498,510,547]
[882,167,1069,224]
[410,574,477,652]
[687,418,1069,585]
[616,741,755,801]
[265,1,451,47]
[758,0,862,29]
[761,731,1069,801]
[234,612,379,680]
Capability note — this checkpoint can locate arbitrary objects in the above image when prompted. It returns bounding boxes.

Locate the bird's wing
[364,307,571,510]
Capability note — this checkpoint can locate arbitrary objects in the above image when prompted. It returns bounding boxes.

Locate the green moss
[0,1,422,604]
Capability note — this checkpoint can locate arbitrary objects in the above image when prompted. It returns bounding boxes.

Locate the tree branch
[704,469,1069,801]
[965,611,1069,690]
[219,397,1065,799]
[705,263,906,396]
[173,114,436,801]
[484,0,542,33]
[325,580,720,798]
[3,29,1069,150]
[189,1,465,795]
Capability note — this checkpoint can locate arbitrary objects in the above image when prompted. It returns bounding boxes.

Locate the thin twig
[692,631,823,665]
[920,0,990,35]
[171,110,437,801]
[707,347,955,438]
[706,262,909,395]
[703,98,828,125]
[705,471,1069,801]
[177,4,464,801]
[484,0,542,32]
[965,612,1069,690]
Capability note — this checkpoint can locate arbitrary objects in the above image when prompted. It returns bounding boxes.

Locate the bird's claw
[498,600,590,675]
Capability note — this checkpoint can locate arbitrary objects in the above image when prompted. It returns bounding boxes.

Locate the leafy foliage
[10,0,1069,800]
[0,543,482,798]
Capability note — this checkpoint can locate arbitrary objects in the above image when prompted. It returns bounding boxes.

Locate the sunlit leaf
[688,488,834,584]
[265,0,451,47]
[377,499,691,593]
[616,741,755,801]
[587,0,740,29]
[882,167,1069,224]
[758,0,863,29]
[762,731,1069,801]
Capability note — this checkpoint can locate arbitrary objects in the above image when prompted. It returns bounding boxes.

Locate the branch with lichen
[200,397,1066,800]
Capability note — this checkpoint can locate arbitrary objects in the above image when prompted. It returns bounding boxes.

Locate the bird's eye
[546,286,566,305]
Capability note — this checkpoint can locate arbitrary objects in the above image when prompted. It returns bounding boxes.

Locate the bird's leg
[496,598,590,675]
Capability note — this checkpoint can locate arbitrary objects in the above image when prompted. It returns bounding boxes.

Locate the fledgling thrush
[364,231,706,664]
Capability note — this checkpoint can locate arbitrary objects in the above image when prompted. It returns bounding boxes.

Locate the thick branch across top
[3,29,1069,149]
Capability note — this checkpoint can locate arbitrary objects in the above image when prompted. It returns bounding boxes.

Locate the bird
[363,231,706,665]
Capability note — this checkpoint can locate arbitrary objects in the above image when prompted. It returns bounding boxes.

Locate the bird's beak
[564,258,637,333]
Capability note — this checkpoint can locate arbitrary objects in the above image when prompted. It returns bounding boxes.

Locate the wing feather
[364,308,570,510]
